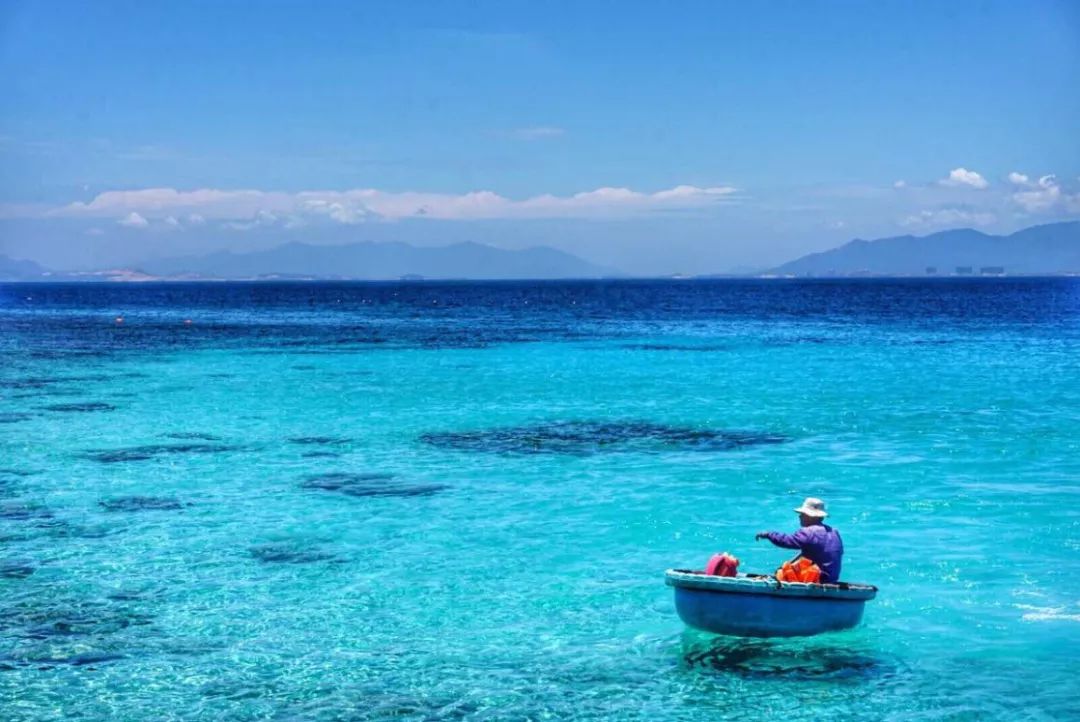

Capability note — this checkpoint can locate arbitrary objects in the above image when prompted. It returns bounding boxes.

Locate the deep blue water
[2,279,1079,720]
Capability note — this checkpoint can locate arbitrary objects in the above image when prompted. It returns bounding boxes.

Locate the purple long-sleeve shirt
[764,523,844,583]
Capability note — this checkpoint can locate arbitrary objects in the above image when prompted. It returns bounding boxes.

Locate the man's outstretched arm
[755,529,808,549]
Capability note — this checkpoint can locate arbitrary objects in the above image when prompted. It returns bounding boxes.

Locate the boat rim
[665,569,878,601]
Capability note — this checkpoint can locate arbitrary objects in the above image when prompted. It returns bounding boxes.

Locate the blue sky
[1,0,1078,273]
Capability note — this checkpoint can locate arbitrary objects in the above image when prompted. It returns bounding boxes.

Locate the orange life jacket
[777,557,821,583]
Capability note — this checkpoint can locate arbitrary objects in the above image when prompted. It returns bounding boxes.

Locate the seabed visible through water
[1,279,1078,720]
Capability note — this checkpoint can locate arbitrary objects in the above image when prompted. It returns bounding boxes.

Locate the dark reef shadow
[40,401,117,413]
[249,541,341,565]
[0,412,35,424]
[622,343,733,352]
[289,436,352,446]
[300,472,449,498]
[162,431,224,441]
[0,559,36,578]
[99,496,186,512]
[420,420,788,456]
[679,633,900,682]
[84,443,245,463]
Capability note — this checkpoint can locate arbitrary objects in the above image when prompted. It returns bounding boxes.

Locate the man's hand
[755,532,769,541]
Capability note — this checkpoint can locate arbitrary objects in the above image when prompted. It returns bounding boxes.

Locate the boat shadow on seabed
[679,631,904,682]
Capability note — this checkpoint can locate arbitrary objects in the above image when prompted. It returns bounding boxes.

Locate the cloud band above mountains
[5,168,1074,238]
[52,184,739,228]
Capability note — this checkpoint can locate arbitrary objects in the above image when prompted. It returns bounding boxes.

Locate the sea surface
[1,279,1078,721]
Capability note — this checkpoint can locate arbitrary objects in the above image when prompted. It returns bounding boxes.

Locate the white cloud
[939,168,989,189]
[55,184,739,226]
[652,184,729,200]
[64,188,272,219]
[893,180,906,189]
[901,208,996,228]
[507,126,565,140]
[302,199,370,224]
[1007,172,1030,186]
[117,211,149,228]
[224,210,279,231]
[1008,174,1080,213]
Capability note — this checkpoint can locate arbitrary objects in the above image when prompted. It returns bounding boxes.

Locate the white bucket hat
[794,497,828,518]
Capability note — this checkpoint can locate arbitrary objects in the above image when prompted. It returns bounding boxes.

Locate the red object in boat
[704,552,739,577]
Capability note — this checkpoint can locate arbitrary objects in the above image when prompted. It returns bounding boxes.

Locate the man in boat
[755,497,844,583]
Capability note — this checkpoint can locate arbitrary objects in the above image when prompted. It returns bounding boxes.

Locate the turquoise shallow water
[1,279,1079,720]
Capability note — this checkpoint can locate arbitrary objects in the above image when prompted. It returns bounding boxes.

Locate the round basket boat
[666,569,878,638]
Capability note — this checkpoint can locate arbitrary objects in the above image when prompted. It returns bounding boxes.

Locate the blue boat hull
[674,585,867,637]
[666,570,877,638]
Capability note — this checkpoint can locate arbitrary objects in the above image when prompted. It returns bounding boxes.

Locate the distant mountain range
[3,222,1079,281]
[0,254,48,280]
[770,221,1080,277]
[143,241,617,280]
[0,240,616,281]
